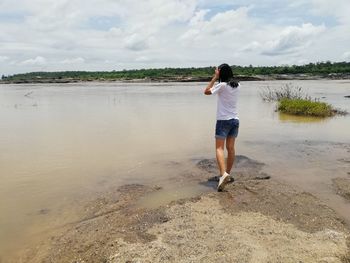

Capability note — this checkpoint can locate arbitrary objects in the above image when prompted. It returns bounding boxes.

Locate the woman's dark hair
[218,63,239,88]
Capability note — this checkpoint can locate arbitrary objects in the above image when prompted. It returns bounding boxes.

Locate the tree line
[2,61,350,81]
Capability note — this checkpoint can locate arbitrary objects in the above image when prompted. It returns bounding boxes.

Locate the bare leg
[215,138,226,176]
[226,136,236,174]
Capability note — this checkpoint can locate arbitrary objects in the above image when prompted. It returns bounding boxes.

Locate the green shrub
[278,99,334,117]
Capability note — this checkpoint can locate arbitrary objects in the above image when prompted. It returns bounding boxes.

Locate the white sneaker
[217,172,230,192]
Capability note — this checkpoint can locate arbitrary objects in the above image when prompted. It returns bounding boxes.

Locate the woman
[204,63,240,191]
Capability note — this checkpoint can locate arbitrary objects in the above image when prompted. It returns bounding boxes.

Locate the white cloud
[0,0,350,74]
[60,57,85,64]
[135,56,150,62]
[123,34,150,51]
[189,9,209,26]
[343,51,350,61]
[309,0,350,25]
[241,41,261,52]
[20,56,47,66]
[109,27,123,37]
[180,7,254,46]
[0,56,9,62]
[262,23,326,56]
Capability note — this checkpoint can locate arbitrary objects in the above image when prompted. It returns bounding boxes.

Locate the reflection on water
[0,80,350,259]
[278,112,328,123]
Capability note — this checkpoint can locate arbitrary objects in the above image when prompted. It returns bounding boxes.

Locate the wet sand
[333,178,350,201]
[8,155,350,263]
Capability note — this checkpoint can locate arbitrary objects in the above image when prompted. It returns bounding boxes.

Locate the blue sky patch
[203,4,244,20]
[0,12,26,23]
[85,16,122,31]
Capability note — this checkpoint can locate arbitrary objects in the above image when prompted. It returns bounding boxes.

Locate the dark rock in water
[117,184,146,194]
[166,161,181,166]
[332,108,349,116]
[197,159,219,175]
[207,175,220,182]
[234,155,265,170]
[207,175,234,183]
[198,155,270,182]
[254,173,271,180]
[338,158,350,163]
[38,208,50,215]
[345,95,350,98]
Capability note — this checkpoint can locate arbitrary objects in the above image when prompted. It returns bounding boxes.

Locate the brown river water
[0,80,350,259]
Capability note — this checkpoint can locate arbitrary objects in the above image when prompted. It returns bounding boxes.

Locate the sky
[0,0,350,75]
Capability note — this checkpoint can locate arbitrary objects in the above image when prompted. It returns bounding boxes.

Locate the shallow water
[0,80,350,259]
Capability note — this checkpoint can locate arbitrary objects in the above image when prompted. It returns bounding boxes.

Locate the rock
[198,155,267,182]
[38,208,50,215]
[154,185,162,191]
[254,173,271,180]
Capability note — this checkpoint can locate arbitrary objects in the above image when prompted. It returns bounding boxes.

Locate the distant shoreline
[1,73,350,84]
[2,61,350,84]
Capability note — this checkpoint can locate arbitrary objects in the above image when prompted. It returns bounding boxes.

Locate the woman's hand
[204,68,219,95]
[213,68,220,80]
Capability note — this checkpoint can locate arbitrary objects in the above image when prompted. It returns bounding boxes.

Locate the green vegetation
[1,61,350,83]
[260,83,347,117]
[278,99,334,117]
[1,67,216,82]
[233,61,350,76]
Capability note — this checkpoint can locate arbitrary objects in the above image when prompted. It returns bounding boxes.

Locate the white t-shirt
[210,82,240,120]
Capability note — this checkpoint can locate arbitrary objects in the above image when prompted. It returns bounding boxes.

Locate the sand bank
[9,156,350,263]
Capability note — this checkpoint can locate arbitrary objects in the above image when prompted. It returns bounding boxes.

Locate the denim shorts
[215,118,239,139]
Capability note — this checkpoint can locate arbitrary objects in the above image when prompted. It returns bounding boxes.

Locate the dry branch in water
[259,83,310,102]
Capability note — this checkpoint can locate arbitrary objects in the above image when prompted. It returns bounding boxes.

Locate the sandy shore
[8,156,350,263]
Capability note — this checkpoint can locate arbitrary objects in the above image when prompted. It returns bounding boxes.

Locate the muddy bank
[199,158,348,233]
[9,156,350,263]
